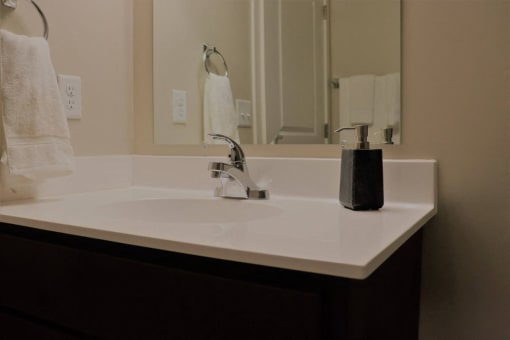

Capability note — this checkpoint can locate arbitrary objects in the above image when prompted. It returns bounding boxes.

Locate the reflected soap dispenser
[335,125,384,210]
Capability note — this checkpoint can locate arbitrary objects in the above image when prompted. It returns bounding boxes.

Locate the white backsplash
[1,155,437,205]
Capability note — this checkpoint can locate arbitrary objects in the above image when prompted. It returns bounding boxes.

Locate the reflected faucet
[208,134,269,200]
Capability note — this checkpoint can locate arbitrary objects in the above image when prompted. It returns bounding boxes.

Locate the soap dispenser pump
[335,125,384,210]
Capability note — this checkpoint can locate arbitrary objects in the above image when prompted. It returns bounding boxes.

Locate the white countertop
[0,156,437,279]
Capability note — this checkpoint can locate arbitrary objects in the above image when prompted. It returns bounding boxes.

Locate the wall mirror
[153,0,401,145]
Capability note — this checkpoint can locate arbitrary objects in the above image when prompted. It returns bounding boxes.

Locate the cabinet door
[0,309,80,340]
[0,233,323,339]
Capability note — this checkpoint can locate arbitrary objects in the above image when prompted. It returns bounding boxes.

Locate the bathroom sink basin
[97,198,283,224]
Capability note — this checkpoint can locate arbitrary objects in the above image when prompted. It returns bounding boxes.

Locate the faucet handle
[208,134,245,170]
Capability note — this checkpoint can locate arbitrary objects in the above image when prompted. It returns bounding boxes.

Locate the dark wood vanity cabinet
[0,223,422,340]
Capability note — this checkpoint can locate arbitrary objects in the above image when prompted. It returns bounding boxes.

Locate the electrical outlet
[172,90,187,124]
[236,99,252,128]
[58,74,82,119]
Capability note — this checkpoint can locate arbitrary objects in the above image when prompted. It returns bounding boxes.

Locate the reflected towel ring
[203,44,229,77]
[1,0,49,40]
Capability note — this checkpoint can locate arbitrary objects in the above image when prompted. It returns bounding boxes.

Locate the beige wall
[331,0,401,76]
[136,0,510,339]
[0,0,134,156]
[403,2,509,339]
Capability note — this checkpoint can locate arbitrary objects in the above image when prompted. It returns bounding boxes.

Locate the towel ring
[203,44,229,77]
[1,0,49,40]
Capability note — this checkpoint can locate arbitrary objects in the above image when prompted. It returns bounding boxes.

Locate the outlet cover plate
[58,74,82,120]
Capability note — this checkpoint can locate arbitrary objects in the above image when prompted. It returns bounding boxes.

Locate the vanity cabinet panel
[0,308,80,340]
[0,223,422,340]
[0,226,322,339]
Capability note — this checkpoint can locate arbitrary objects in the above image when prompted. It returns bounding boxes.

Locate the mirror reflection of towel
[203,73,240,143]
[0,29,74,181]
[340,74,376,126]
[340,73,400,130]
[377,73,400,127]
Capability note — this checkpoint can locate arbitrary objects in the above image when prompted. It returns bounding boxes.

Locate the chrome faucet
[208,134,269,200]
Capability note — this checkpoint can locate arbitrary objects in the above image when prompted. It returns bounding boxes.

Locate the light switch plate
[172,89,187,124]
[236,99,252,128]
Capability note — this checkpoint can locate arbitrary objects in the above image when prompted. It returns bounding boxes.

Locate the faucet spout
[208,133,246,171]
[209,162,268,199]
[207,134,269,200]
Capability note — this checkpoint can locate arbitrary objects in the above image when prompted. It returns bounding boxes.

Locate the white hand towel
[0,29,74,181]
[374,73,401,127]
[339,77,351,128]
[347,74,375,126]
[374,75,388,128]
[385,72,401,127]
[203,73,240,143]
[339,75,376,127]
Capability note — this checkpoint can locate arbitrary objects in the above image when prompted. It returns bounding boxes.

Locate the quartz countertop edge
[0,186,436,280]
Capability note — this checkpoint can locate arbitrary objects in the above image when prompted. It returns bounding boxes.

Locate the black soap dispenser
[335,125,384,210]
